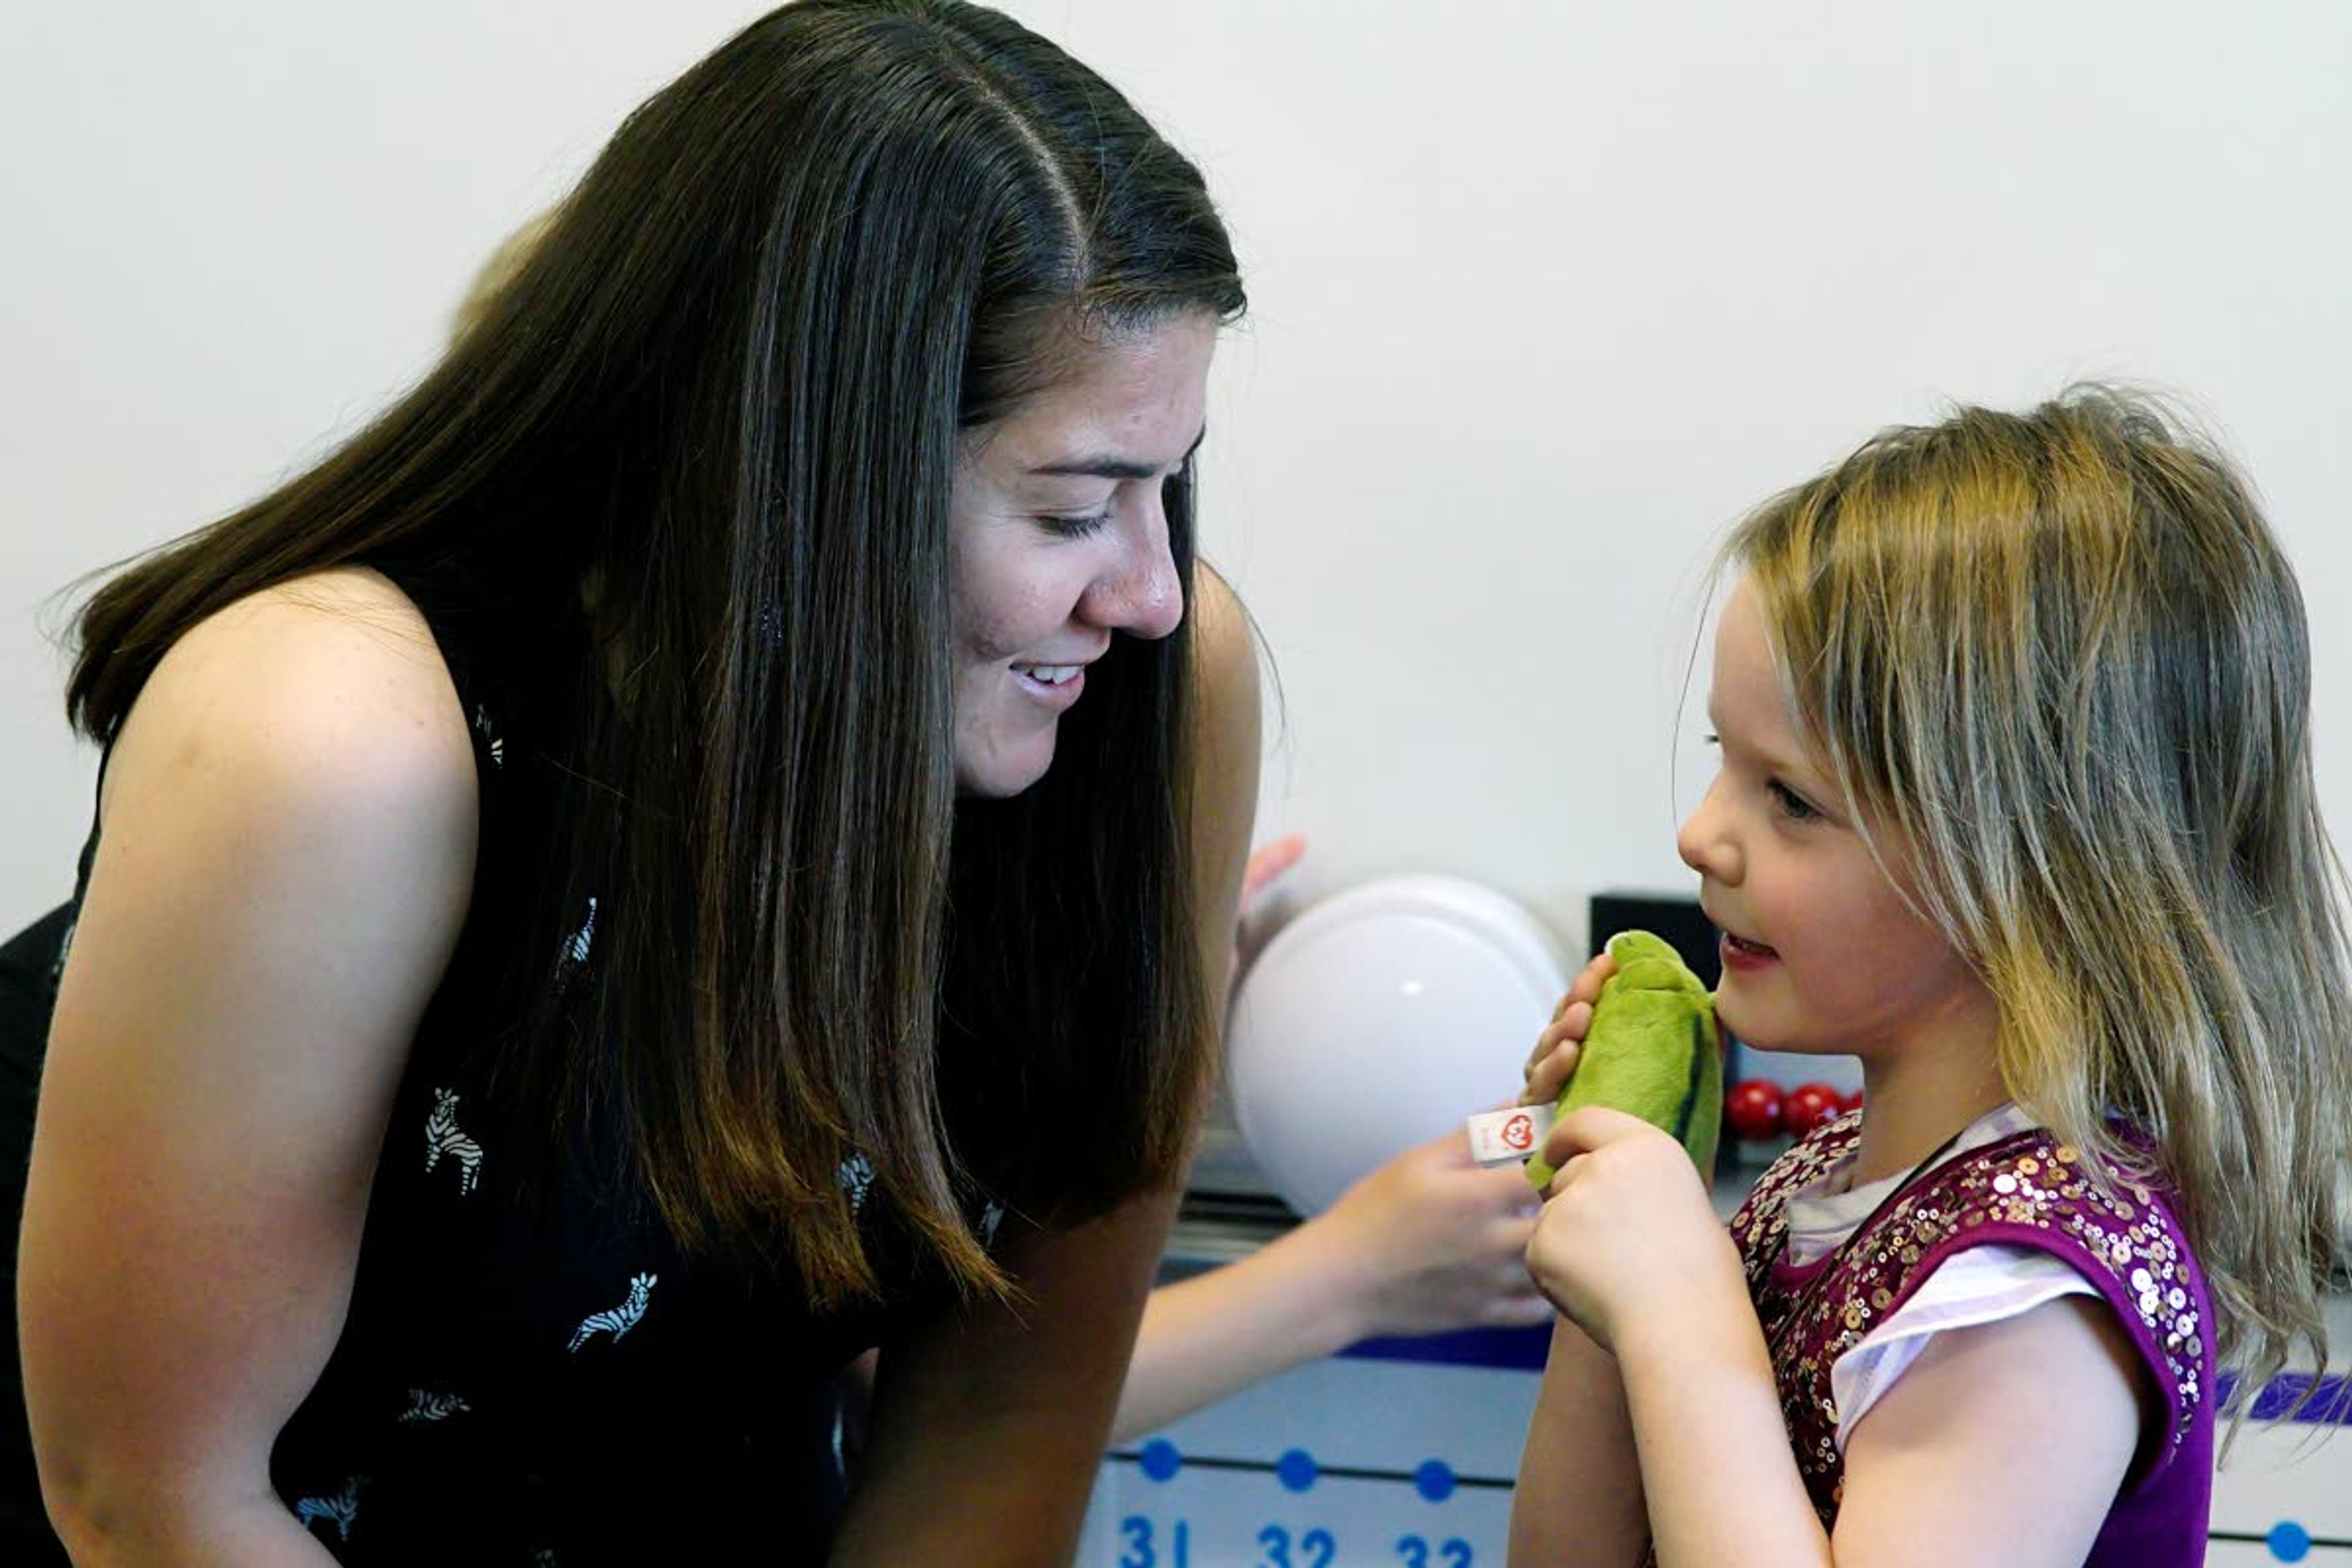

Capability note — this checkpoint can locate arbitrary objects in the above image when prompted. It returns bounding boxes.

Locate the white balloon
[1226,875,1570,1216]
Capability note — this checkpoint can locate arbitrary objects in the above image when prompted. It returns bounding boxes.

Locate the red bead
[1781,1082,1847,1138]
[1723,1078,1785,1143]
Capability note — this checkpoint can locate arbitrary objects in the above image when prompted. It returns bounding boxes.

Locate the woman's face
[947,312,1217,797]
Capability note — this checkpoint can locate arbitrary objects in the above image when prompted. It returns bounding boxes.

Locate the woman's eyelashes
[1036,490,1118,538]
[1038,509,1114,538]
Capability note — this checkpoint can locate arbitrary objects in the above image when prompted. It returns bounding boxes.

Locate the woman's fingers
[1486,1282,1556,1328]
[1238,833,1306,908]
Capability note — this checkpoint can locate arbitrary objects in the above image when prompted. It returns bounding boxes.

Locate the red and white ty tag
[1464,1104,1555,1168]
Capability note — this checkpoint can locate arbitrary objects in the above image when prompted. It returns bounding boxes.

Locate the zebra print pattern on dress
[398,1388,471,1423]
[567,1272,657,1352]
[292,1476,361,1541]
[560,897,597,970]
[422,1087,483,1195]
[472,701,504,768]
[837,1152,874,1215]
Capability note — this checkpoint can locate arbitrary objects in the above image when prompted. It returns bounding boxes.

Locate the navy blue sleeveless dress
[1,567,975,1564]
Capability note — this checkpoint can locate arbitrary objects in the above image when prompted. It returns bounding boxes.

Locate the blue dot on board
[1414,1460,1456,1502]
[2267,1519,2310,1562]
[1139,1439,1181,1483]
[1276,1448,1318,1493]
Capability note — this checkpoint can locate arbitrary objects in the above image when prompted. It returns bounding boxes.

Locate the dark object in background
[1587,891,1718,989]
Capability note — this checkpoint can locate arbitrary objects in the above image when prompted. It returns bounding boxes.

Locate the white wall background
[5,1,2350,949]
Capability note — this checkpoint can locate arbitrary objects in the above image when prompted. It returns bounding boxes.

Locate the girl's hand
[1521,950,1615,1106]
[1523,1106,1742,1355]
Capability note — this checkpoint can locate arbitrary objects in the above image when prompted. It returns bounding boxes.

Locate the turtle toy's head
[1525,930,1721,1188]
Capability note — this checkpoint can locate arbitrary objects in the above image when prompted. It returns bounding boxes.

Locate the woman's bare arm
[20,572,477,1563]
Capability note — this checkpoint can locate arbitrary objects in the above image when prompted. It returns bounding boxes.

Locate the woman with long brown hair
[0,2,1257,1561]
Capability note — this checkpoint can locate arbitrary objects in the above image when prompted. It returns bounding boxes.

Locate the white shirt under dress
[1779,1102,2098,1450]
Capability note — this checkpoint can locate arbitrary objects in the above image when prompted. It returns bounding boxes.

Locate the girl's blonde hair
[1728,386,2351,1408]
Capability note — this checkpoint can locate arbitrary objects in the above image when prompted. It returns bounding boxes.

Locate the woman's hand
[1240,832,1306,908]
[1522,1106,1741,1355]
[1521,949,1614,1107]
[1314,1127,1551,1338]
[1112,1125,1547,1441]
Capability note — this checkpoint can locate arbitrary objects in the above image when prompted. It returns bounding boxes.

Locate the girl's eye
[1700,731,1721,748]
[1768,780,1820,822]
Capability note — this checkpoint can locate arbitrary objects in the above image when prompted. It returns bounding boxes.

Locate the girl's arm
[1509,953,1649,1564]
[834,560,1262,1561]
[1828,1294,2145,1565]
[1505,949,1656,1561]
[1609,1275,2143,1566]
[1507,1317,1647,1566]
[1531,1110,2146,1568]
[1607,1260,1831,1566]
[18,573,478,1564]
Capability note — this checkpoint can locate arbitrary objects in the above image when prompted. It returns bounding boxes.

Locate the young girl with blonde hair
[1512,387,2351,1566]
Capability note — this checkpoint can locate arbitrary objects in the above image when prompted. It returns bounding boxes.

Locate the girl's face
[1676,581,1997,1064]
[946,313,1216,798]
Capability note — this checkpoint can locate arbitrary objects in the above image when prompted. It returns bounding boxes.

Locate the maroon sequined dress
[1725,1110,2214,1564]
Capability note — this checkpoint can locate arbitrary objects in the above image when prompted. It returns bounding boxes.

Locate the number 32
[1259,1524,1336,1567]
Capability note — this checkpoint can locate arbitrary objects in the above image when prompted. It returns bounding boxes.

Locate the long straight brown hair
[67,0,1245,1305]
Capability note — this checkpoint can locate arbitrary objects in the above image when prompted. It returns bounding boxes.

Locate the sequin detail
[1730,1112,2207,1528]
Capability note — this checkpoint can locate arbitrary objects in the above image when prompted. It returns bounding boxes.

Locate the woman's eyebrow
[1030,424,1207,480]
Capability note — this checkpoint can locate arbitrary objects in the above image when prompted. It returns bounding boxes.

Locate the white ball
[1226,875,1569,1216]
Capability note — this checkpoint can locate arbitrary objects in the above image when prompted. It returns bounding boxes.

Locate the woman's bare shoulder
[91,565,483,990]
[1189,560,1261,742]
[1183,562,1262,1000]
[105,565,477,835]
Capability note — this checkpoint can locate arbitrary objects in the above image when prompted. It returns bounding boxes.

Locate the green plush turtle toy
[1523,929,1721,1188]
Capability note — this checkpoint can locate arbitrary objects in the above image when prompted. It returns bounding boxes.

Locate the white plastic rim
[1225,874,1570,1217]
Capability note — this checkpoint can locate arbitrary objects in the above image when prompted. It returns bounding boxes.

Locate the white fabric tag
[1464,1104,1555,1167]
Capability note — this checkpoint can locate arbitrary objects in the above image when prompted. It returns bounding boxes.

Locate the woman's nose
[1082,497,1184,641]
